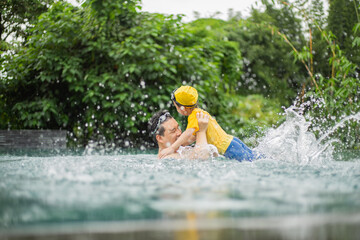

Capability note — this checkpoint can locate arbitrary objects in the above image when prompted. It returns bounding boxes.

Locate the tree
[0,0,56,49]
[226,8,307,105]
[327,0,360,66]
[307,0,330,77]
[263,0,305,51]
[1,0,243,148]
[300,0,360,149]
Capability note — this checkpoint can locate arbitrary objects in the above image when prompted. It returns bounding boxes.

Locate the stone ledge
[0,130,67,149]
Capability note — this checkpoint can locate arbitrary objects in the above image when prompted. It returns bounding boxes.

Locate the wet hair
[148,110,173,143]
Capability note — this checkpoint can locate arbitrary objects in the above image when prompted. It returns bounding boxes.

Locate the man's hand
[159,146,175,159]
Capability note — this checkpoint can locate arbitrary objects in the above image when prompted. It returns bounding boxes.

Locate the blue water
[1,108,360,239]
[0,151,359,228]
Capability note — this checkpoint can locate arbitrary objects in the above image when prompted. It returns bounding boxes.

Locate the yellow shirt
[186,108,233,155]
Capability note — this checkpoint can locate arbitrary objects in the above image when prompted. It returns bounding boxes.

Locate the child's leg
[232,137,265,160]
[224,137,254,162]
[232,137,252,151]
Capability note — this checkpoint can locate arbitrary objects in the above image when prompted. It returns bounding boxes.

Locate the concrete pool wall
[0,130,67,149]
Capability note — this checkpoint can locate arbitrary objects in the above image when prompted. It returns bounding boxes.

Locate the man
[159,85,255,161]
[148,110,217,159]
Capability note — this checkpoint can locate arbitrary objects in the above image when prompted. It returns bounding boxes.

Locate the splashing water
[177,144,219,160]
[316,112,360,145]
[255,106,333,164]
[255,106,360,164]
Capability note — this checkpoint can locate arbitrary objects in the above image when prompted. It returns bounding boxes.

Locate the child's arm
[194,112,208,146]
[191,112,212,160]
[158,128,195,159]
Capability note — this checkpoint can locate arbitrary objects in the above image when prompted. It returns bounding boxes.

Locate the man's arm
[162,112,210,160]
[158,128,195,159]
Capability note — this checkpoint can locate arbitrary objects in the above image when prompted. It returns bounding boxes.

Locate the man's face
[158,118,182,147]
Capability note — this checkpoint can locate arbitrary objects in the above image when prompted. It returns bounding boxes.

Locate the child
[159,85,256,161]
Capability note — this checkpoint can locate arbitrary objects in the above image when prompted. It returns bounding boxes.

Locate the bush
[0,0,243,148]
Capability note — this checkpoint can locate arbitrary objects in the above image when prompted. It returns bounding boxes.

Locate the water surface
[1,108,360,239]
[1,151,359,228]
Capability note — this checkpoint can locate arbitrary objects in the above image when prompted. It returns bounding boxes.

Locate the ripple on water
[0,151,359,227]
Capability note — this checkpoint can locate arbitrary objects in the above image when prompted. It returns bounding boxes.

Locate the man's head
[171,86,198,116]
[148,110,182,148]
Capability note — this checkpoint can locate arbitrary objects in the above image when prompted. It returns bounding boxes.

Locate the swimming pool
[1,149,360,239]
[1,109,360,240]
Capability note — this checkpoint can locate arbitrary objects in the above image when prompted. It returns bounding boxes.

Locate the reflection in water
[1,213,360,240]
[175,212,199,240]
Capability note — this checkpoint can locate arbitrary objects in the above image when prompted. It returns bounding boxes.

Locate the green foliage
[2,0,359,150]
[263,0,305,50]
[187,18,230,41]
[186,8,307,107]
[278,0,360,149]
[228,10,306,105]
[302,28,360,149]
[308,0,332,77]
[206,94,283,147]
[352,4,360,51]
[1,0,244,148]
[0,0,56,49]
[186,18,243,94]
[327,0,360,66]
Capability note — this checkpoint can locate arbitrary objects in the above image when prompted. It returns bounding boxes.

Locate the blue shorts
[224,137,255,162]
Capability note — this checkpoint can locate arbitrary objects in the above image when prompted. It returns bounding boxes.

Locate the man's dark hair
[148,110,173,143]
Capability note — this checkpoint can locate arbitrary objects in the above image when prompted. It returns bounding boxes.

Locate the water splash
[316,112,360,144]
[255,105,360,164]
[83,141,107,155]
[255,106,333,164]
[177,144,219,160]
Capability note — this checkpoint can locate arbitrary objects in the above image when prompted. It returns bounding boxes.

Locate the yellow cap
[173,86,198,107]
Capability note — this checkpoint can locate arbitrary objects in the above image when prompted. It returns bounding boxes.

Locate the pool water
[1,109,360,239]
[1,151,360,239]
